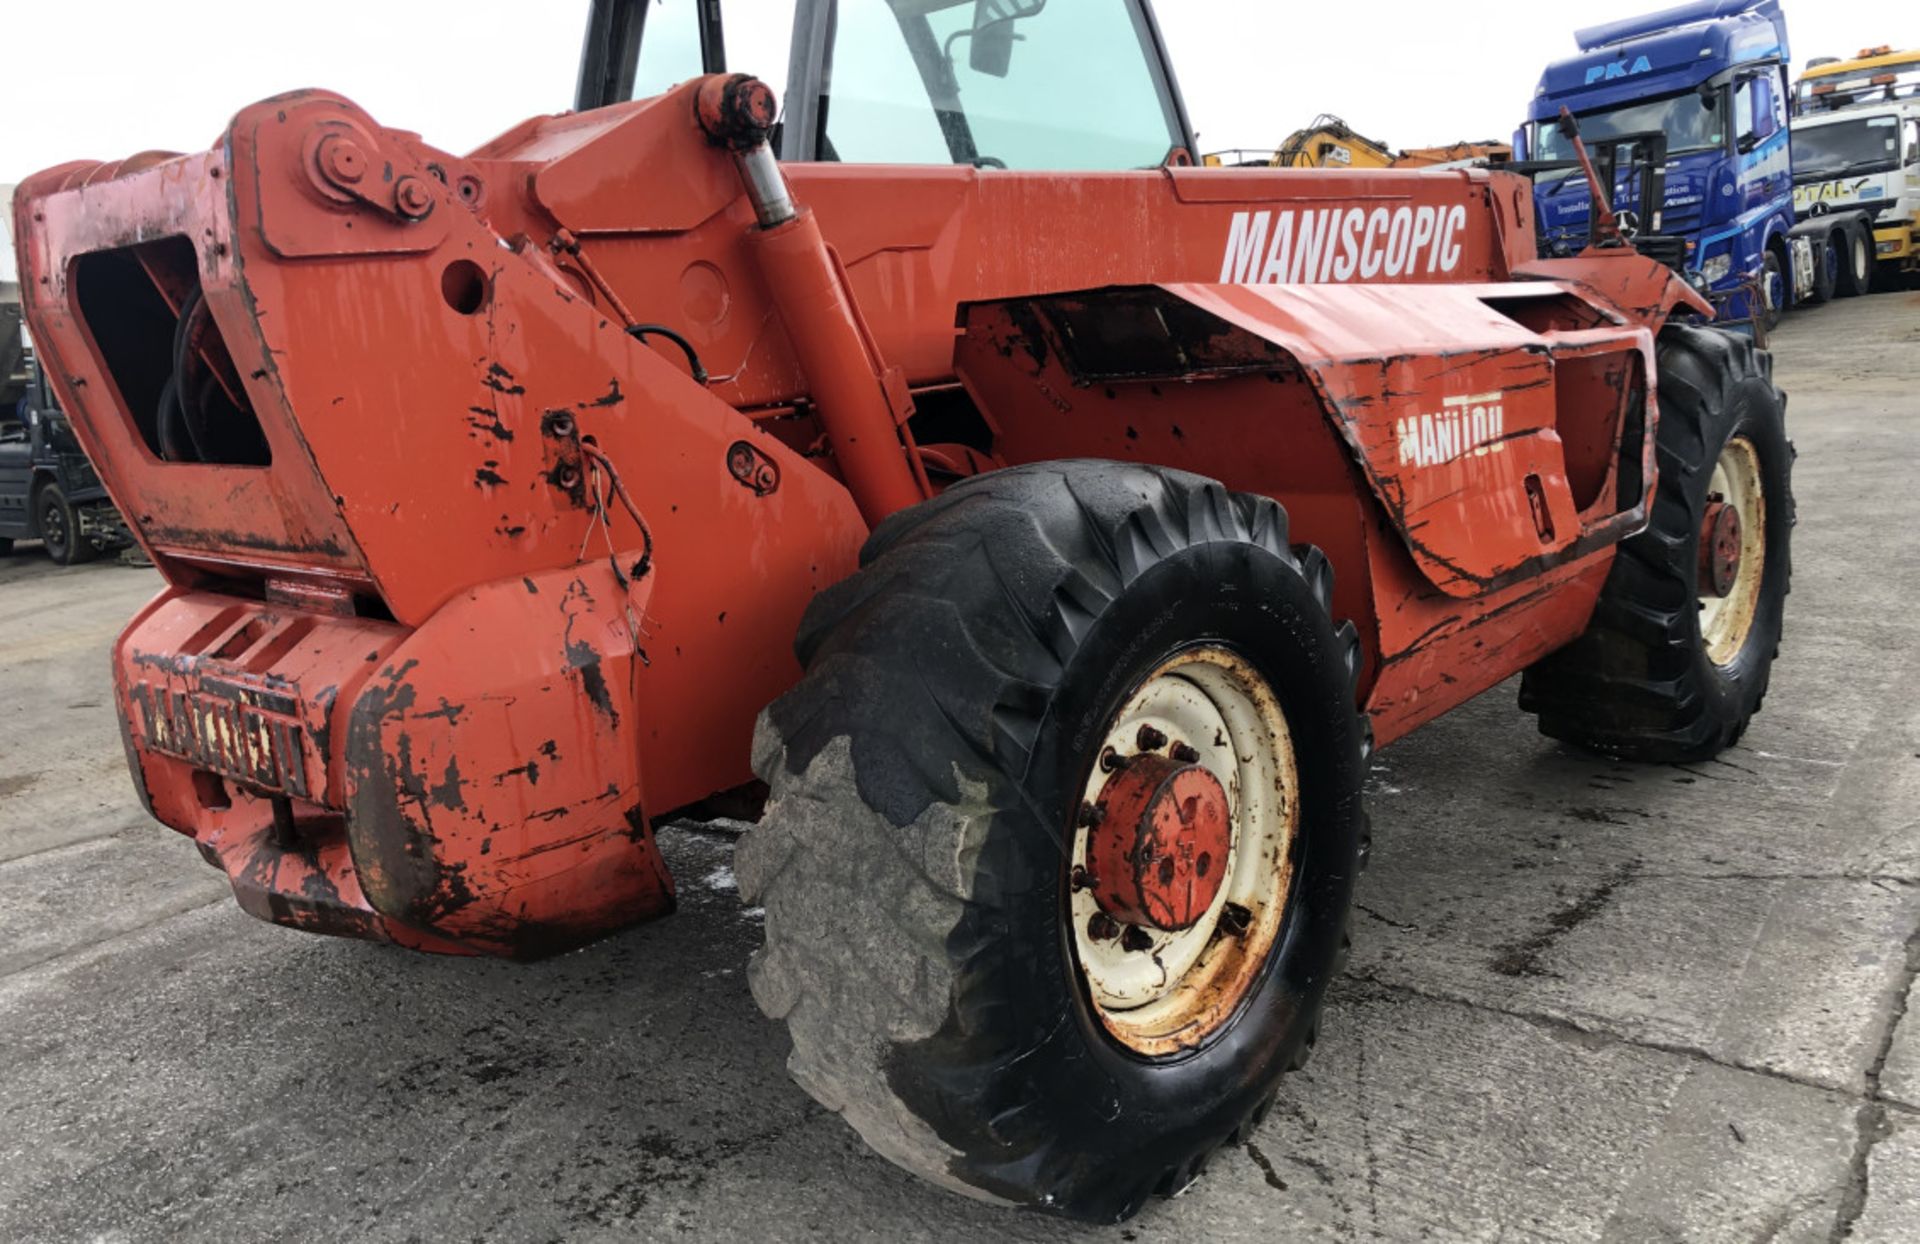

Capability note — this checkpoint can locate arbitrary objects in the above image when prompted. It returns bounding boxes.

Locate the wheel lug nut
[1120,925,1154,952]
[1070,865,1098,892]
[1088,911,1120,941]
[1100,747,1129,773]
[1170,742,1200,764]
[1076,800,1097,827]
[1220,902,1252,937]
[1135,723,1168,751]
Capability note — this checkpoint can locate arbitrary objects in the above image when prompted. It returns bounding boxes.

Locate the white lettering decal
[1290,209,1329,283]
[1383,207,1414,277]
[1318,209,1342,283]
[1359,208,1390,278]
[1394,392,1508,467]
[1220,207,1470,285]
[1333,207,1365,281]
[1398,415,1421,465]
[1409,206,1437,273]
[1221,210,1271,282]
[1259,211,1295,283]
[1437,204,1466,272]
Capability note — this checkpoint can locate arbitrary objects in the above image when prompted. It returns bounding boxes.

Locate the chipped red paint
[694,73,779,152]
[1087,754,1232,932]
[13,73,1704,955]
[1700,498,1742,597]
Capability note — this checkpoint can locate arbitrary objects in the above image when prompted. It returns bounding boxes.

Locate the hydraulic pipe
[695,75,925,525]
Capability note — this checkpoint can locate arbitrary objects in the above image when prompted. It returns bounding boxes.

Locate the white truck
[1791,51,1920,291]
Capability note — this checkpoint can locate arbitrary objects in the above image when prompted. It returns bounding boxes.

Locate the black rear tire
[737,462,1369,1221]
[1835,225,1872,298]
[1520,325,1792,761]
[35,483,95,566]
[1808,234,1838,304]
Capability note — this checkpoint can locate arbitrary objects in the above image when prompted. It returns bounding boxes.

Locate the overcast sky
[3,0,1910,279]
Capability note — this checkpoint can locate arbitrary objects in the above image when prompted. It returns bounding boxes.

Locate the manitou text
[1396,393,1508,468]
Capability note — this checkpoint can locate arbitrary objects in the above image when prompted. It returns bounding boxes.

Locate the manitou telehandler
[11,0,1792,1221]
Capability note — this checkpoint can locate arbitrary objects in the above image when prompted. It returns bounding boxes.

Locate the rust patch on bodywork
[960,283,1658,600]
[341,561,672,958]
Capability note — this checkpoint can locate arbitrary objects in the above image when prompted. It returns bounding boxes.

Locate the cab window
[624,0,797,105]
[606,0,1187,169]
[820,0,1184,169]
[629,0,703,97]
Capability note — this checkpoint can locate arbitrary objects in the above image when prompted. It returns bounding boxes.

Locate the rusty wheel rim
[1069,645,1298,1057]
[1699,436,1766,666]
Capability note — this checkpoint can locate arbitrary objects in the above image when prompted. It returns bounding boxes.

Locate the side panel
[954,281,1644,744]
[965,282,1655,598]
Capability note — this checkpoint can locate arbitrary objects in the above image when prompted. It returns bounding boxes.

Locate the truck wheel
[1809,236,1838,304]
[35,483,96,566]
[1520,325,1792,761]
[1835,225,1872,297]
[1759,247,1786,330]
[738,462,1369,1221]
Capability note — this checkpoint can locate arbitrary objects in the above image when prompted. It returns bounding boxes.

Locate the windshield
[624,0,796,105]
[1535,89,1728,164]
[822,0,1182,169]
[609,0,1185,169]
[1793,115,1903,178]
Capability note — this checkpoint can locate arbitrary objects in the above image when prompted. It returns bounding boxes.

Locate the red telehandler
[11,0,1791,1220]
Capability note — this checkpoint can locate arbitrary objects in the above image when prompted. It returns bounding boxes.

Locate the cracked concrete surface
[0,292,1916,1240]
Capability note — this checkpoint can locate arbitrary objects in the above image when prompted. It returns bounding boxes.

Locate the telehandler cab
[11,0,1792,1220]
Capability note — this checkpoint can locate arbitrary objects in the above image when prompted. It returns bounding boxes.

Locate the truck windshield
[1792,115,1902,178]
[822,0,1183,169]
[1536,90,1728,163]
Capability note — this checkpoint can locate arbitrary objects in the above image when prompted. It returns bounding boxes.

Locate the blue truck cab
[1518,0,1795,322]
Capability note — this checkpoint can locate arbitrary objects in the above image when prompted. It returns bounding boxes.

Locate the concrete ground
[1,289,1916,1242]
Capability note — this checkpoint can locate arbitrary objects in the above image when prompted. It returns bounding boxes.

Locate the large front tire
[1520,325,1792,761]
[737,462,1368,1221]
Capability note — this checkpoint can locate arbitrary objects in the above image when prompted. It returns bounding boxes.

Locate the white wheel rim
[1069,645,1298,1057]
[1699,437,1766,666]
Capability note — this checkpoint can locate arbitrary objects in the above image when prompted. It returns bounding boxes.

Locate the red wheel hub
[1085,752,1231,932]
[1699,497,1742,598]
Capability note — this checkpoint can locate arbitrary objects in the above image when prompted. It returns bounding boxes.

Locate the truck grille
[1633,235,1690,272]
[1658,204,1702,235]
